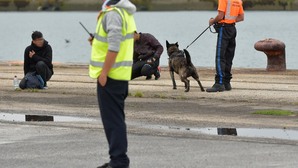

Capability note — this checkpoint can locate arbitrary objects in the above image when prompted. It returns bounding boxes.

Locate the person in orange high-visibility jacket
[207,0,244,92]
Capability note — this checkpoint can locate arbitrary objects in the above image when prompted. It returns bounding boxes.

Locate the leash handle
[186,25,212,50]
[79,22,94,38]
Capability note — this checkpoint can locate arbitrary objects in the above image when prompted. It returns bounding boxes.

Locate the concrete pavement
[1,64,298,168]
[1,123,298,168]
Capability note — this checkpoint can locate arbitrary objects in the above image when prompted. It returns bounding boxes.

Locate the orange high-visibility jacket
[218,0,244,24]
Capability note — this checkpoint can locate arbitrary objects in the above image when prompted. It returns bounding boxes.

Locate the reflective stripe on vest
[90,60,133,68]
[94,33,134,43]
[225,0,237,21]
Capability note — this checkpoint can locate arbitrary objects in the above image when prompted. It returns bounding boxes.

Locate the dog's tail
[183,49,192,65]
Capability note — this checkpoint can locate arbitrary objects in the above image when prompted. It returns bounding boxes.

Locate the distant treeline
[0,0,60,11]
[0,0,297,11]
[201,0,296,10]
[133,0,297,11]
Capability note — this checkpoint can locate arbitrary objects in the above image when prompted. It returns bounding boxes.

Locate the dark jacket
[24,40,53,75]
[134,33,163,63]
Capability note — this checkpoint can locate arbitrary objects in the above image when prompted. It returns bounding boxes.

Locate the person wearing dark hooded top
[23,31,53,87]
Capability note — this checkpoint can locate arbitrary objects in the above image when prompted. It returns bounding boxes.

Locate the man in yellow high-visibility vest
[89,0,136,168]
[207,0,244,92]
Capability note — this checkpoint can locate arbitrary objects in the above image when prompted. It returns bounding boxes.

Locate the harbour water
[0,11,297,69]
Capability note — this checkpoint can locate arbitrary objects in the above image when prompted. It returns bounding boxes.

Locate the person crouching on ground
[22,31,53,88]
[131,31,164,80]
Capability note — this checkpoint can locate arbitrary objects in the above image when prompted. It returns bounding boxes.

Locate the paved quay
[1,63,298,167]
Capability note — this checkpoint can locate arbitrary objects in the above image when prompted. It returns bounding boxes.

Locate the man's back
[218,0,244,24]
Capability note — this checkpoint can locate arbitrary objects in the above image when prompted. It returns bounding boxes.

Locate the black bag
[19,72,45,89]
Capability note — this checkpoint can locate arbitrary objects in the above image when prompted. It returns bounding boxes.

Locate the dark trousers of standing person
[97,78,130,168]
[131,59,159,80]
[215,24,237,86]
[36,61,52,86]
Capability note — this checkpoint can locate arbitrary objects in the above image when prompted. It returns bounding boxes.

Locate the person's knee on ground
[141,64,154,77]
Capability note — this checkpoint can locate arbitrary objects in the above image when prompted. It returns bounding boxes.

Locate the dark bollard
[254,38,286,71]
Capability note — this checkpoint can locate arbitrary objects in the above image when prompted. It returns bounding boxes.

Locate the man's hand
[29,50,35,58]
[209,18,215,26]
[98,51,118,86]
[88,37,94,46]
[147,57,156,64]
[138,55,147,60]
[98,74,107,87]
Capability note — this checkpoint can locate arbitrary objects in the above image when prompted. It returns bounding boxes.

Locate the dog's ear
[166,40,170,48]
[175,42,179,47]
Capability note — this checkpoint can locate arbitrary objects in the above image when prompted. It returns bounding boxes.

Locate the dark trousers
[215,25,237,85]
[97,78,129,168]
[36,61,52,84]
[131,60,159,80]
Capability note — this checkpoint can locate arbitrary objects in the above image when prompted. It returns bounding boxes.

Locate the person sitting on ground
[131,31,163,80]
[20,31,53,89]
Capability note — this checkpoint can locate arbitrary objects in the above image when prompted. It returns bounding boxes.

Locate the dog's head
[166,40,180,57]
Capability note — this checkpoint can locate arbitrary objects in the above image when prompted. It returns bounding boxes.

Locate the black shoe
[224,83,232,91]
[154,70,161,80]
[97,163,112,168]
[146,76,152,80]
[206,84,225,93]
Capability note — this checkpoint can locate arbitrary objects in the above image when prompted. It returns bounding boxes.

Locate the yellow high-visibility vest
[89,7,137,81]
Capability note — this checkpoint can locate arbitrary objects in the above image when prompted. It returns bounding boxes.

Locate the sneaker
[224,83,232,91]
[97,163,112,168]
[154,70,161,80]
[146,76,152,80]
[206,83,225,93]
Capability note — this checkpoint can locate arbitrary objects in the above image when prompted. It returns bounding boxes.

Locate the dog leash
[185,25,213,50]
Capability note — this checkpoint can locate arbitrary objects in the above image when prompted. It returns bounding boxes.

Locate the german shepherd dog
[166,41,205,92]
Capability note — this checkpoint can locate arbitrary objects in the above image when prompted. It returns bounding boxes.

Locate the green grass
[14,88,22,92]
[252,110,295,116]
[153,94,167,99]
[134,91,144,98]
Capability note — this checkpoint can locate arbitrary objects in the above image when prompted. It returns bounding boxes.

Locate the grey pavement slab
[0,123,298,168]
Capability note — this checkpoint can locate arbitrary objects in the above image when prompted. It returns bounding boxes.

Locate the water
[0,11,297,69]
[0,112,97,122]
[1,112,298,141]
[196,128,298,141]
[144,125,298,141]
